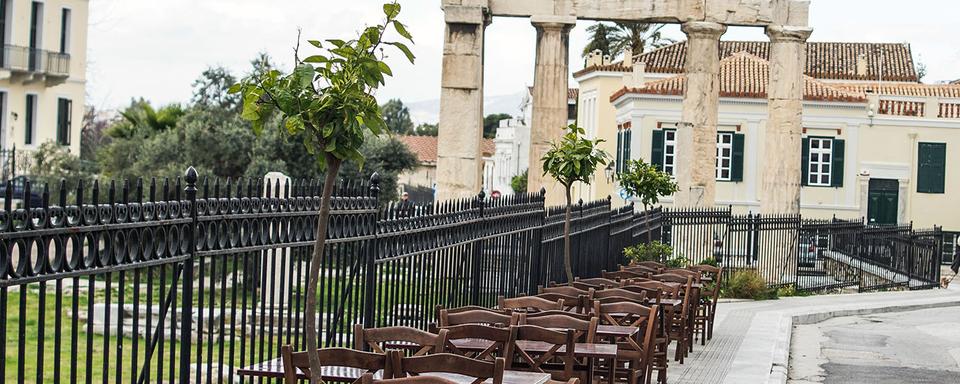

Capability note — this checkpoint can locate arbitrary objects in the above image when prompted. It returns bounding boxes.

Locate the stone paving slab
[668,286,960,384]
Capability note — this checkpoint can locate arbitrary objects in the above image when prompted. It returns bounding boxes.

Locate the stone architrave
[761,25,812,215]
[436,5,490,201]
[675,21,726,208]
[528,15,576,205]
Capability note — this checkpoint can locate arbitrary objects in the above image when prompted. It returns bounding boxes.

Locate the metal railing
[0,169,658,383]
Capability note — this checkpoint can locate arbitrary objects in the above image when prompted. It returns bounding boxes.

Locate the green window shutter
[25,95,35,145]
[801,137,810,186]
[616,130,623,173]
[831,139,845,187]
[731,133,745,182]
[651,130,664,171]
[918,142,946,194]
[624,130,632,165]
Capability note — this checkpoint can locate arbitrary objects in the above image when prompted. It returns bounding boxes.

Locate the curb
[766,297,960,384]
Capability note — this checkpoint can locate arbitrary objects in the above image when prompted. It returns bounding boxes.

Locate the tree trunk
[305,155,341,384]
[563,185,574,283]
[644,204,653,244]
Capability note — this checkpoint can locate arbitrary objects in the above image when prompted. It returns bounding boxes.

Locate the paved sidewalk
[667,285,960,384]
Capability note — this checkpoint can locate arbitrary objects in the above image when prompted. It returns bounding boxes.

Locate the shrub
[722,270,776,300]
[664,254,689,268]
[699,257,719,267]
[776,284,811,297]
[623,241,673,264]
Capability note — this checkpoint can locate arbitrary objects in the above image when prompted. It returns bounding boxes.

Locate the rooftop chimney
[586,49,603,67]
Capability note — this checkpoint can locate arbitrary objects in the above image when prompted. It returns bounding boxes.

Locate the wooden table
[429,371,552,384]
[237,357,385,381]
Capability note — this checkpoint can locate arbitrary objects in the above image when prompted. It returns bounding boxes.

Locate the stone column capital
[681,21,727,40]
[765,25,813,43]
[443,5,489,25]
[531,15,577,31]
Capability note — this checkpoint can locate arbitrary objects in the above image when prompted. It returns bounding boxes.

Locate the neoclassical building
[575,40,959,249]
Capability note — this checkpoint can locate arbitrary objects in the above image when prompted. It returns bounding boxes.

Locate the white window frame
[716,132,733,181]
[808,138,833,186]
[663,129,676,177]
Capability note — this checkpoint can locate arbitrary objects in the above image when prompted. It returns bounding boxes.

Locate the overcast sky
[87,0,960,111]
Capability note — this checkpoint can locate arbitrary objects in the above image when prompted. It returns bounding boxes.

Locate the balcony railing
[0,44,71,77]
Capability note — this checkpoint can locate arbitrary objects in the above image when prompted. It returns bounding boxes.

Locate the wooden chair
[689,265,722,342]
[281,345,390,384]
[663,269,702,283]
[521,313,598,344]
[633,261,665,270]
[620,283,674,381]
[591,288,648,305]
[625,280,681,300]
[601,270,649,283]
[651,275,694,362]
[391,351,505,384]
[539,285,594,299]
[497,295,563,313]
[572,277,620,289]
[355,325,448,357]
[536,292,589,314]
[441,324,511,361]
[505,325,578,382]
[593,302,659,384]
[621,265,661,276]
[438,308,519,328]
[521,310,594,323]
[360,374,457,384]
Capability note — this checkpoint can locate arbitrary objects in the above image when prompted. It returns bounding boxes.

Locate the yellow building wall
[1,0,88,155]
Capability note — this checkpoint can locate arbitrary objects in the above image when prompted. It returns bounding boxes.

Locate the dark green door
[867,179,899,225]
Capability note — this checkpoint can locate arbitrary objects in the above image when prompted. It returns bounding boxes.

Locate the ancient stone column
[675,21,726,208]
[761,25,812,215]
[436,5,489,201]
[528,15,576,205]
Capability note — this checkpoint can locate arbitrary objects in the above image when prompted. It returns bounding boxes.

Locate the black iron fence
[0,171,657,383]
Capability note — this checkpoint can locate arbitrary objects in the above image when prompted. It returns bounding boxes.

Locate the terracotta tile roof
[578,41,919,82]
[831,83,960,98]
[573,63,631,78]
[396,135,495,164]
[610,52,867,103]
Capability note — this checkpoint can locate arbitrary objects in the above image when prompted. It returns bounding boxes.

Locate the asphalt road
[788,306,960,384]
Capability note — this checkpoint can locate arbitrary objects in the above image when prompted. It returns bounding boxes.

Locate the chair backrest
[441,324,511,361]
[622,265,661,275]
[625,280,681,299]
[539,285,593,299]
[394,352,505,384]
[521,310,594,323]
[651,273,692,285]
[521,313,598,343]
[618,285,663,305]
[535,292,589,314]
[591,288,647,304]
[355,325,448,356]
[664,269,701,283]
[360,373,458,384]
[439,308,518,328]
[601,270,649,283]
[497,295,563,313]
[506,325,576,380]
[635,261,666,269]
[573,277,620,289]
[281,345,389,384]
[689,265,722,299]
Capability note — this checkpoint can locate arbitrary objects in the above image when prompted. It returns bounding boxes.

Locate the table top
[429,371,552,384]
[236,357,384,380]
[449,339,617,359]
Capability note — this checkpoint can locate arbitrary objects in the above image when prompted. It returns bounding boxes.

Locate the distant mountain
[406,92,526,126]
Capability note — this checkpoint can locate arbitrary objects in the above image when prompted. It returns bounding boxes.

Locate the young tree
[582,22,616,58]
[414,122,438,136]
[380,98,414,134]
[231,2,414,381]
[483,113,511,138]
[541,124,610,282]
[618,158,678,242]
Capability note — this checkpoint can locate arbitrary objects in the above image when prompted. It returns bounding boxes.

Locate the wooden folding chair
[354,325,448,357]
[505,325,578,382]
[497,295,563,313]
[438,308,519,328]
[593,302,658,384]
[573,277,620,289]
[441,324,511,361]
[536,292,589,314]
[689,265,722,341]
[393,351,505,384]
[281,345,390,384]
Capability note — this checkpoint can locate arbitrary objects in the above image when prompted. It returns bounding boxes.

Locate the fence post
[178,167,198,384]
[528,188,547,295]
[362,173,381,331]
[469,190,486,305]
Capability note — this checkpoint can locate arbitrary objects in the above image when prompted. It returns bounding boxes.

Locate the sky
[87,0,960,114]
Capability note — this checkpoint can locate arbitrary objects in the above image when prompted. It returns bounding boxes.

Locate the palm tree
[581,22,675,60]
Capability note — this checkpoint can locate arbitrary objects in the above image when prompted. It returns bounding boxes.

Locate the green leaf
[386,42,415,63]
[303,55,328,64]
[393,21,413,41]
[326,39,347,48]
[227,83,243,94]
[383,3,400,18]
[308,39,323,48]
[377,61,393,77]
